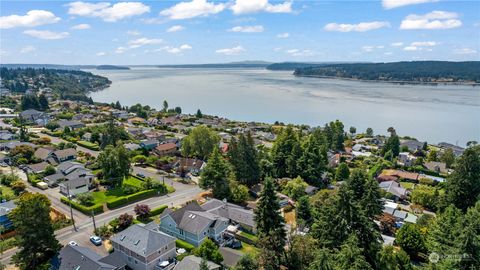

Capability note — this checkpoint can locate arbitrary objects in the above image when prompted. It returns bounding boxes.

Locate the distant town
[0,67,479,270]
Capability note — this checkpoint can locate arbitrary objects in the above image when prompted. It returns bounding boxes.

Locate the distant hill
[157,61,271,69]
[266,62,364,71]
[293,61,480,84]
[96,65,130,70]
[0,64,96,70]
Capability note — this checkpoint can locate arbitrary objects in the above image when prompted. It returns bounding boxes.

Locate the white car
[68,241,78,247]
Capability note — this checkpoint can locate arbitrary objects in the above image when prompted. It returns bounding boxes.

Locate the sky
[1,0,479,65]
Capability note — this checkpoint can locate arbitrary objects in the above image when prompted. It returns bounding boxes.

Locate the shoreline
[293,74,480,87]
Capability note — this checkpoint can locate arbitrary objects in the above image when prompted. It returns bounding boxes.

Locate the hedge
[150,205,168,216]
[175,239,195,252]
[61,197,104,215]
[106,189,157,209]
[77,140,100,151]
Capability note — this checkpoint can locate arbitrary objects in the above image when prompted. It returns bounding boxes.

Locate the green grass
[400,182,415,190]
[0,237,17,253]
[91,187,126,204]
[176,239,195,252]
[123,176,144,188]
[239,231,258,243]
[240,242,259,255]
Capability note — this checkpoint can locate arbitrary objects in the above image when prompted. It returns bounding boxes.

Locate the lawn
[240,242,259,255]
[91,187,126,204]
[239,231,258,243]
[400,181,415,190]
[123,176,144,189]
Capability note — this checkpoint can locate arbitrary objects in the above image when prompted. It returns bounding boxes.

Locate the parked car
[90,236,102,246]
[136,173,145,178]
[68,241,78,246]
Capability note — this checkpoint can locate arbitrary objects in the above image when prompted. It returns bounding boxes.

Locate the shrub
[76,192,95,206]
[77,140,100,151]
[134,204,151,218]
[106,189,158,209]
[418,177,436,186]
[118,213,133,230]
[10,180,27,195]
[60,197,103,215]
[95,225,112,238]
[176,239,195,252]
[150,205,168,216]
[106,197,128,209]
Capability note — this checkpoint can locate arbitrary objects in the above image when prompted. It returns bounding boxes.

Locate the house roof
[164,201,205,225]
[404,214,418,224]
[393,210,408,220]
[44,173,65,182]
[178,211,226,234]
[0,200,16,216]
[173,255,220,270]
[98,251,126,269]
[60,177,89,189]
[110,223,175,257]
[57,161,85,175]
[201,199,255,228]
[26,161,49,173]
[156,142,177,151]
[140,139,158,146]
[52,148,77,160]
[219,247,243,268]
[53,245,117,270]
[58,120,84,128]
[379,181,407,198]
[423,161,447,173]
[34,147,54,160]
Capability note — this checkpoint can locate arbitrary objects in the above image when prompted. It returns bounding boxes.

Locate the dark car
[136,173,145,178]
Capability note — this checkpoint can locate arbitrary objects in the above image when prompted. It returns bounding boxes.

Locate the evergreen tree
[366,127,374,137]
[194,239,223,264]
[396,223,426,259]
[360,177,383,219]
[308,248,334,270]
[9,193,61,269]
[196,109,203,118]
[335,162,350,182]
[335,235,373,270]
[162,100,168,112]
[254,177,286,268]
[440,148,455,168]
[382,134,400,157]
[298,134,328,186]
[296,196,313,227]
[228,133,261,186]
[445,147,480,211]
[271,126,302,178]
[200,147,230,199]
[199,258,209,270]
[97,145,131,186]
[181,125,220,160]
[38,94,49,110]
[234,254,258,270]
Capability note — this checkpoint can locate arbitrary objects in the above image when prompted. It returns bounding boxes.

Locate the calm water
[88,68,480,146]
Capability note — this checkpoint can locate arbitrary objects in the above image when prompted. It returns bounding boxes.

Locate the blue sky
[1,0,479,64]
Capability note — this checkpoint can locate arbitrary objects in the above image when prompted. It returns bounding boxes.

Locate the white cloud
[67,1,150,22]
[400,11,462,30]
[382,0,438,9]
[384,52,393,55]
[229,25,264,33]
[286,48,314,56]
[115,46,127,54]
[0,10,60,29]
[20,46,36,54]
[167,25,185,32]
[362,46,375,52]
[231,0,292,14]
[453,48,477,55]
[96,52,106,56]
[215,45,245,55]
[155,44,192,54]
[160,0,225,20]
[391,42,404,47]
[23,30,69,40]
[324,21,390,32]
[277,32,289,38]
[127,30,141,36]
[71,23,90,30]
[403,41,437,51]
[128,37,163,48]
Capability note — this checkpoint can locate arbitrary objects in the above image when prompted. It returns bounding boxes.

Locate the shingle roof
[201,199,255,228]
[34,147,54,160]
[26,161,49,173]
[0,200,16,216]
[60,177,89,189]
[52,148,77,160]
[110,223,175,257]
[173,255,220,270]
[168,201,204,225]
[178,211,225,234]
[54,245,117,270]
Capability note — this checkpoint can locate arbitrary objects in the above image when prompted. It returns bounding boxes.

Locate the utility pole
[91,210,97,234]
[67,186,77,232]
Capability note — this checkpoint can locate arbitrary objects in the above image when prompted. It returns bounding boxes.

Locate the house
[82,132,92,142]
[174,158,204,176]
[110,223,176,270]
[201,198,256,233]
[173,255,220,270]
[124,143,141,151]
[128,117,147,125]
[140,139,159,150]
[379,181,408,200]
[59,177,89,195]
[219,247,243,268]
[393,209,408,222]
[34,146,55,161]
[382,170,419,182]
[19,109,49,126]
[0,130,15,141]
[57,120,85,130]
[437,142,465,157]
[24,161,50,174]
[423,161,447,174]
[50,148,77,163]
[398,152,417,167]
[154,143,177,156]
[0,200,16,229]
[404,213,418,224]
[159,201,229,247]
[400,139,425,152]
[0,141,37,151]
[51,245,125,270]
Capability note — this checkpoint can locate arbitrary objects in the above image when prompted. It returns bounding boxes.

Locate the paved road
[0,186,202,266]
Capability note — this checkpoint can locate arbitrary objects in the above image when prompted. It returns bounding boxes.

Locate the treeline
[20,94,49,111]
[0,67,111,102]
[293,61,480,83]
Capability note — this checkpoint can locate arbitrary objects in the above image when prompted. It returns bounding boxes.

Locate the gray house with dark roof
[173,255,220,270]
[51,245,124,270]
[110,223,176,270]
[200,198,256,233]
[159,202,229,247]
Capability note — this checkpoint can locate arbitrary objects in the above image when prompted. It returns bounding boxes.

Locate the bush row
[77,140,100,151]
[60,197,104,215]
[106,189,157,209]
[150,205,168,216]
